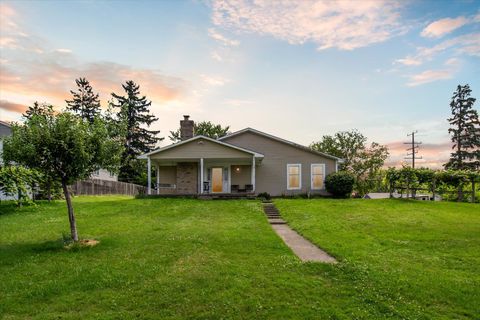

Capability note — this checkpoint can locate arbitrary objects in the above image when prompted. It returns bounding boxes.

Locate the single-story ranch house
[140,116,343,197]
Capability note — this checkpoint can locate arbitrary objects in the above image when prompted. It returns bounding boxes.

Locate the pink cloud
[385,140,453,169]
[0,99,27,113]
[421,16,470,38]
[211,0,406,51]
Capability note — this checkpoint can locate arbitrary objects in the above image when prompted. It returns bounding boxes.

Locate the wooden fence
[70,179,146,196]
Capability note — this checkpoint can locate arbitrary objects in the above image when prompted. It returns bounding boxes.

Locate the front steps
[262,202,286,225]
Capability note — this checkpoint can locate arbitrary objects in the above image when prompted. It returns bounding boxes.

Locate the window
[287,164,301,190]
[311,164,325,190]
[93,170,100,176]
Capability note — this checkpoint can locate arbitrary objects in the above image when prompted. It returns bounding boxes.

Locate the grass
[0,197,478,319]
[275,199,480,319]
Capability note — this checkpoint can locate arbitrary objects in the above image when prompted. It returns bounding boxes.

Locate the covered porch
[147,157,262,195]
[140,135,264,196]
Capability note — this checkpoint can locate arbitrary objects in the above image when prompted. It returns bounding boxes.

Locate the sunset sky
[0,0,479,168]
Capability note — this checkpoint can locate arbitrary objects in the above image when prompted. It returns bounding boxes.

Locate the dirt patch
[65,239,100,249]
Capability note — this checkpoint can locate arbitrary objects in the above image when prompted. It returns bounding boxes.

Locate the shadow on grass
[0,237,101,266]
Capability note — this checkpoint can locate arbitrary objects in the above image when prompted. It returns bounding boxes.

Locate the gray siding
[150,138,251,160]
[222,131,337,196]
[0,123,12,137]
[230,165,251,188]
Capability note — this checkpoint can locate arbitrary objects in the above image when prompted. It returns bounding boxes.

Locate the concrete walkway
[271,224,337,263]
[262,202,337,263]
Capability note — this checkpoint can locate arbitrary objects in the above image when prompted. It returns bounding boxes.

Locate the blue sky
[0,0,479,167]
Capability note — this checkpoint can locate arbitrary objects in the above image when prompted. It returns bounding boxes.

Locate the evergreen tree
[111,80,162,182]
[66,77,101,123]
[23,102,54,119]
[445,84,480,170]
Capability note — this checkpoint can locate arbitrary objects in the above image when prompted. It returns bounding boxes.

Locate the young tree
[169,120,230,142]
[3,112,123,241]
[445,84,480,170]
[66,78,101,123]
[310,130,389,196]
[110,80,162,183]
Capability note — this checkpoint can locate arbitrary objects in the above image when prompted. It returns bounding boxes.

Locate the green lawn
[0,197,478,319]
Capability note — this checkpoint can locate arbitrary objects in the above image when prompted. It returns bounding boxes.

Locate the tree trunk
[17,188,22,207]
[62,179,78,242]
[47,180,52,202]
[472,180,476,203]
[432,180,436,201]
[457,184,464,202]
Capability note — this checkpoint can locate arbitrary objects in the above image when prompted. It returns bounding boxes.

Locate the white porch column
[251,156,256,192]
[147,157,152,195]
[156,164,160,195]
[200,158,204,194]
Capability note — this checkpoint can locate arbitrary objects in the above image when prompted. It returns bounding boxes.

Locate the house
[0,120,12,165]
[139,116,342,197]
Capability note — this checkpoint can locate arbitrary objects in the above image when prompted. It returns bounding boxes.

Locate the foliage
[66,77,101,123]
[169,120,230,142]
[0,165,38,206]
[310,130,389,195]
[110,80,162,183]
[385,167,479,202]
[445,84,480,170]
[325,171,355,197]
[2,112,123,240]
[257,192,271,200]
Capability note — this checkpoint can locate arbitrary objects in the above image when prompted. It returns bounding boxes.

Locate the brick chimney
[180,115,194,140]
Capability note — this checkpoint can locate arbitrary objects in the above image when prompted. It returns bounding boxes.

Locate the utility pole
[404,131,422,168]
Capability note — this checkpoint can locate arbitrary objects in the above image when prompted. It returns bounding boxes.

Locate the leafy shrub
[257,192,271,200]
[325,172,355,198]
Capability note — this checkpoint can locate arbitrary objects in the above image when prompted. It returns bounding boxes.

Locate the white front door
[211,167,223,193]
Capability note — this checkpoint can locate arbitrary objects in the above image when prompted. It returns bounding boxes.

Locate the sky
[0,0,479,168]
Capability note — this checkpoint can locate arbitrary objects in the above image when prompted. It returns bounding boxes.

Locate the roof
[0,120,12,128]
[219,127,343,162]
[138,135,264,159]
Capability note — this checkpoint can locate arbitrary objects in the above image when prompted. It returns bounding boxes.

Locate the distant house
[1,120,14,200]
[139,116,343,196]
[0,120,12,165]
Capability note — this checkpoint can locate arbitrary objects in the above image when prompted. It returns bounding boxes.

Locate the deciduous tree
[169,120,230,142]
[3,113,123,241]
[311,130,389,195]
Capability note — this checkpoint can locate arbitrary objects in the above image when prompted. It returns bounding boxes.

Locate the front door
[211,167,223,193]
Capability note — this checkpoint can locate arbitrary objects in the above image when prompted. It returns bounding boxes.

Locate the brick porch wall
[176,162,198,194]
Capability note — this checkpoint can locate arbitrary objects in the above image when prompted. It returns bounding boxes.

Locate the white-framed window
[93,169,100,176]
[311,164,325,190]
[287,164,301,190]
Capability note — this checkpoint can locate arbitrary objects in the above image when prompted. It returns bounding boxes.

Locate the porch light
[235,167,240,172]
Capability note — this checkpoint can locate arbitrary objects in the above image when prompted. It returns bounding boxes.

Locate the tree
[3,112,123,241]
[445,84,480,170]
[0,165,38,206]
[66,78,101,123]
[23,102,54,119]
[110,81,162,183]
[169,120,230,142]
[310,130,389,196]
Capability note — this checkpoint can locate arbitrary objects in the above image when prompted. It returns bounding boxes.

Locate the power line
[404,130,422,168]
